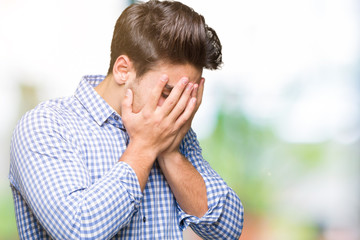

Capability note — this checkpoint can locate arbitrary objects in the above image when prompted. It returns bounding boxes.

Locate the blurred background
[0,0,359,239]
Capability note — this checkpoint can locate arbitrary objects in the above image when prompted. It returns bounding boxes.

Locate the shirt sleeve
[9,107,143,239]
[177,128,244,239]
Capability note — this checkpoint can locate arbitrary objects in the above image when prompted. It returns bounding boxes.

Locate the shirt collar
[74,75,121,126]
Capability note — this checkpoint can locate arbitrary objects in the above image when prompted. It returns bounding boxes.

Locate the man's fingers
[187,77,204,120]
[145,75,169,110]
[122,88,133,117]
[174,97,197,129]
[196,78,205,110]
[191,84,198,99]
[160,77,189,116]
[168,82,193,121]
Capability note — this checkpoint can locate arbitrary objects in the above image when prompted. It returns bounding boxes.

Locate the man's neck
[94,75,125,116]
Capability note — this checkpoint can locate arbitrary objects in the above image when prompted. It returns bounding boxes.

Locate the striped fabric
[9,75,243,239]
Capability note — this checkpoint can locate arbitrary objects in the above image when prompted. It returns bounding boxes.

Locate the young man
[9,1,243,239]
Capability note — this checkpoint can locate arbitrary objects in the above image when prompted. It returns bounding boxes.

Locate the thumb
[122,88,133,116]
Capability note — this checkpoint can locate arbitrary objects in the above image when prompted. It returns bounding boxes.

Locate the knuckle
[179,102,187,112]
[178,119,187,128]
[167,99,176,107]
[154,115,162,125]
[178,115,187,125]
[183,114,190,122]
[170,128,177,136]
[142,110,151,119]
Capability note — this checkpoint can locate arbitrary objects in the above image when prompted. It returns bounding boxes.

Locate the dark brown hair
[107,0,222,77]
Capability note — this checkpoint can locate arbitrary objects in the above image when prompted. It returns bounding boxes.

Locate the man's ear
[112,55,134,85]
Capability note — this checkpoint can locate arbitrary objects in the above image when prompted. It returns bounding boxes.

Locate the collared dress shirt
[9,75,244,239]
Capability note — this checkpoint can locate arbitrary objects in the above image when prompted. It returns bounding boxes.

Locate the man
[9,1,244,239]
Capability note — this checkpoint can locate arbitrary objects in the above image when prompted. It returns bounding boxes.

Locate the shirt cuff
[176,172,229,230]
[112,161,143,209]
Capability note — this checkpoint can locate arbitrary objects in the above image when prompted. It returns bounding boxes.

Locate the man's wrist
[158,150,181,161]
[119,141,158,191]
[123,141,158,164]
[157,150,185,173]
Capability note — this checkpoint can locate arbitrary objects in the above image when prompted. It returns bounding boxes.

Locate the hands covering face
[122,74,204,158]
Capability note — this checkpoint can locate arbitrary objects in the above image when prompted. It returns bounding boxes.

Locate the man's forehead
[151,62,202,88]
[165,75,202,88]
[164,76,201,91]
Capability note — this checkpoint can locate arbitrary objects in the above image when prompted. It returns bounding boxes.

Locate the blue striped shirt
[9,75,244,239]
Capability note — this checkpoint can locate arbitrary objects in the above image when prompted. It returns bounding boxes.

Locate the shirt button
[114,116,119,121]
[143,216,146,222]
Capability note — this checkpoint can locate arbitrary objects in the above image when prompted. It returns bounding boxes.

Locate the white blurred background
[0,0,359,239]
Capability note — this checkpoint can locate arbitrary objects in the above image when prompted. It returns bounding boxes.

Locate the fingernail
[161,75,168,82]
[187,83,193,90]
[191,98,197,104]
[182,77,189,85]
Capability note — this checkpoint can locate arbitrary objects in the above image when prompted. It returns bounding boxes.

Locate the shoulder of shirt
[180,128,200,151]
[15,96,77,132]
[185,128,198,141]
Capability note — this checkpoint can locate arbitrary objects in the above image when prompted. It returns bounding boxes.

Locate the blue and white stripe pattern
[9,75,244,239]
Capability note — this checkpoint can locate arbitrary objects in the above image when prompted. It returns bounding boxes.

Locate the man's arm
[9,75,195,239]
[175,129,244,239]
[156,79,244,238]
[10,108,143,239]
[156,78,208,218]
[157,151,208,218]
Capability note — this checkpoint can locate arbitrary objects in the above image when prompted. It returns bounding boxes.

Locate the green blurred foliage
[201,110,275,214]
[200,107,329,233]
[0,188,17,240]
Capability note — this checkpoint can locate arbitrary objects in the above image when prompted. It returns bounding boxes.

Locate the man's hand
[121,75,197,160]
[155,78,208,218]
[158,77,205,158]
